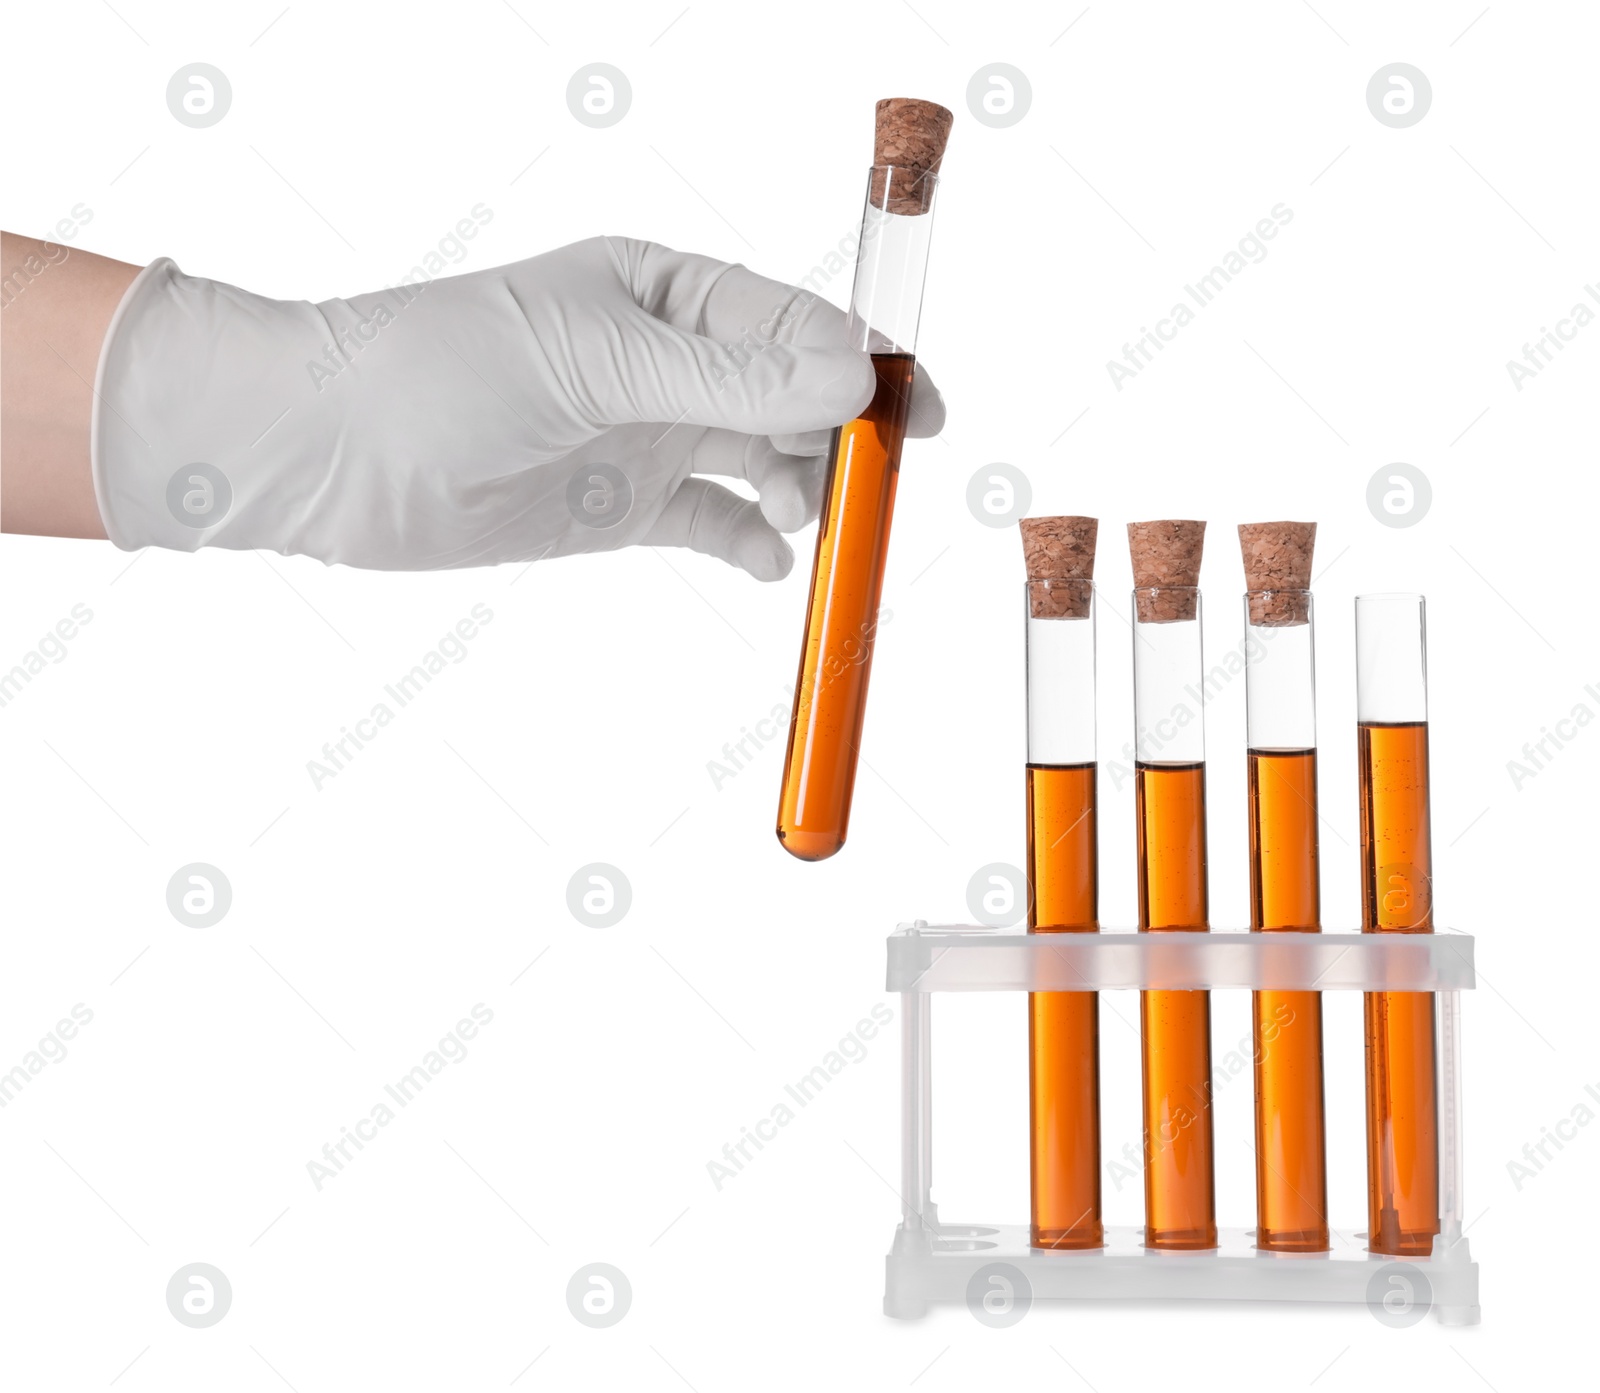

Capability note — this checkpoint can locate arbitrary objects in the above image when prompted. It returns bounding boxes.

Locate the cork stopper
[1020,516,1098,618]
[1239,521,1316,626]
[1127,520,1206,622]
[870,98,953,215]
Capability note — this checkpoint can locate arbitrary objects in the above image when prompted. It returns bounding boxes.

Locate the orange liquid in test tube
[1360,719,1439,1256]
[1136,760,1217,1251]
[1027,761,1102,1249]
[1248,748,1330,1251]
[776,353,914,861]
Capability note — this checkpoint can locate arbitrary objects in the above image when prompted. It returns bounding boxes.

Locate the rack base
[884,1219,1480,1325]
[884,926,1482,1326]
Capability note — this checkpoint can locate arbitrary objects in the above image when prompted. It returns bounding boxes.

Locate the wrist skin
[0,231,141,540]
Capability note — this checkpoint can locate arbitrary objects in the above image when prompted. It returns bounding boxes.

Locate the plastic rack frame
[883,922,1480,1325]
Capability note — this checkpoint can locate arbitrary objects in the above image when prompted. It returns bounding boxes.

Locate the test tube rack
[883,922,1481,1325]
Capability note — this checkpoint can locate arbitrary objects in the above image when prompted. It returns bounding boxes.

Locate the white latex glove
[90,237,945,577]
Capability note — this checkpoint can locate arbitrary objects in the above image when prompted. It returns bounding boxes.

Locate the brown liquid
[1247,748,1330,1252]
[1135,761,1217,1250]
[1026,763,1102,1250]
[1359,721,1440,1256]
[776,353,915,861]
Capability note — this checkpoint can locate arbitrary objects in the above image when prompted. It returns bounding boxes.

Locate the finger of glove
[642,476,795,581]
[612,241,947,442]
[619,241,849,350]
[599,310,874,437]
[904,359,945,438]
[687,429,827,533]
[689,257,945,435]
[769,357,946,454]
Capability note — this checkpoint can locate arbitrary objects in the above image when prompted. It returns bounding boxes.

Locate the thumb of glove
[642,478,795,581]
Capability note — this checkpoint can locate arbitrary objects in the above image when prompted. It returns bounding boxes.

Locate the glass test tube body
[776,167,937,860]
[1132,588,1217,1250]
[1025,579,1103,1250]
[1357,594,1440,1256]
[1244,593,1330,1252]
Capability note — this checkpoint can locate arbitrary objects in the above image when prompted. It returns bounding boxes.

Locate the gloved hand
[90,237,945,577]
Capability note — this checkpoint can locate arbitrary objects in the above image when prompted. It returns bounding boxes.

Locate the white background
[2,1,1595,1388]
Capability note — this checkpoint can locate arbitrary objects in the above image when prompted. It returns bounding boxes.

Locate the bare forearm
[0,232,141,539]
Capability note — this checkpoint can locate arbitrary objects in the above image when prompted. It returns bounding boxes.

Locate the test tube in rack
[1128,521,1217,1251]
[1357,593,1440,1256]
[1239,523,1329,1252]
[1020,517,1102,1250]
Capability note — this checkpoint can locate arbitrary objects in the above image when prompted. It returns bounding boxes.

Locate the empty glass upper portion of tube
[1244,591,1317,750]
[847,166,938,355]
[1132,587,1204,765]
[1356,594,1428,723]
[1026,580,1096,765]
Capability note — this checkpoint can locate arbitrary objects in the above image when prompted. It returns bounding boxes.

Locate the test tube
[776,98,952,861]
[1128,521,1217,1251]
[1020,517,1103,1250]
[1239,523,1329,1253]
[1357,593,1440,1257]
